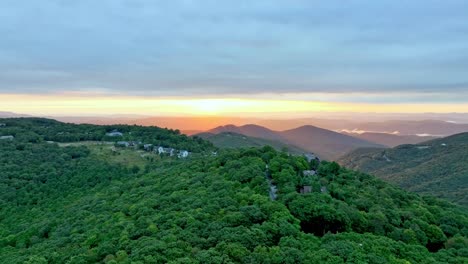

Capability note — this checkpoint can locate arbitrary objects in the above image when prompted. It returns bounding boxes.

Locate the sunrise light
[1,94,467,116]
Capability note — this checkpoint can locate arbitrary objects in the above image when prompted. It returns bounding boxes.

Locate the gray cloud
[1,0,468,101]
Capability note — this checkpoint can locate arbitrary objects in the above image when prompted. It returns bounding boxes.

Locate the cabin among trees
[300,185,312,194]
[114,141,192,159]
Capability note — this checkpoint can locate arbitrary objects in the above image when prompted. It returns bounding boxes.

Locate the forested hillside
[0,118,213,152]
[0,118,467,263]
[279,125,383,160]
[206,124,383,160]
[338,133,468,207]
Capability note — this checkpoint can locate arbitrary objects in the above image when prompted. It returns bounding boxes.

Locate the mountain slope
[197,131,306,154]
[207,124,384,160]
[0,118,467,263]
[0,111,30,118]
[258,118,468,137]
[340,131,437,147]
[280,125,384,160]
[351,120,468,137]
[208,124,285,141]
[338,133,468,207]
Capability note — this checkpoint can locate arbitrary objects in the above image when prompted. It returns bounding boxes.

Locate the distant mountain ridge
[197,131,307,154]
[279,125,384,160]
[208,124,286,142]
[207,124,384,160]
[340,131,437,147]
[258,118,468,136]
[3,113,467,137]
[0,111,30,118]
[351,120,468,137]
[338,133,468,207]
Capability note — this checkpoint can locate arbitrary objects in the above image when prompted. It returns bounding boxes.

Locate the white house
[156,146,165,154]
[106,130,123,137]
[0,123,6,127]
[0,135,14,140]
[178,150,189,158]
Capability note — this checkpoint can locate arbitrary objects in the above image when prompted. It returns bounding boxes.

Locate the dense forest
[338,133,468,207]
[0,118,467,263]
[0,118,213,152]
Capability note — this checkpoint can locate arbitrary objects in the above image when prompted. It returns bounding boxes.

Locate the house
[0,135,14,140]
[136,141,143,146]
[0,123,6,127]
[304,153,320,163]
[156,146,165,155]
[211,151,218,156]
[143,144,153,151]
[178,150,189,158]
[303,170,316,176]
[300,186,312,194]
[320,186,328,193]
[117,141,130,147]
[166,148,175,156]
[106,130,123,137]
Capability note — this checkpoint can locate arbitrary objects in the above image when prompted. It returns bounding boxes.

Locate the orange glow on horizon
[1,94,467,116]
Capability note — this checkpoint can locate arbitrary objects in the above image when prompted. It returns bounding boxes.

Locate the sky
[1,0,468,116]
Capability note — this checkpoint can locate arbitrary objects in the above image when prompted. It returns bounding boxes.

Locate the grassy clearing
[58,141,160,168]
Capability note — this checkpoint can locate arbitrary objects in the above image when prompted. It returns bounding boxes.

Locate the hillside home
[143,144,153,151]
[156,146,165,154]
[106,130,123,137]
[303,170,316,176]
[417,146,430,150]
[178,150,189,158]
[0,135,14,140]
[300,186,312,194]
[0,123,6,127]
[304,153,320,163]
[117,141,130,147]
[166,148,175,156]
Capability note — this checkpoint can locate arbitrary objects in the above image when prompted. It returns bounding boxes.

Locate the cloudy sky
[1,0,468,115]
